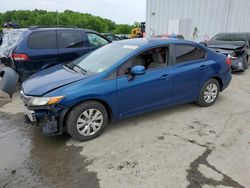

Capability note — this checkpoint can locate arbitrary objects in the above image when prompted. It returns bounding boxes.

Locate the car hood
[22,64,88,96]
[206,40,246,50]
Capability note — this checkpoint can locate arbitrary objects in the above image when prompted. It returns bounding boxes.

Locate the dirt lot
[0,71,250,188]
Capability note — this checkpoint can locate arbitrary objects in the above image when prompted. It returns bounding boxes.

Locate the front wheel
[197,78,220,107]
[66,101,108,141]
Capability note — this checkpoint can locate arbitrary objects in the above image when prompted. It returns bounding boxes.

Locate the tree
[0,10,137,34]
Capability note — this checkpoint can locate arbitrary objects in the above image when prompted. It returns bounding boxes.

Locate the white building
[146,0,250,41]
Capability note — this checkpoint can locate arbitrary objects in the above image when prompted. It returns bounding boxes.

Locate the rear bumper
[15,69,34,82]
[1,58,34,82]
[0,57,12,67]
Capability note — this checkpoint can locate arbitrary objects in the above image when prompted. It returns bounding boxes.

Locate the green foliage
[0,10,138,34]
[113,24,134,34]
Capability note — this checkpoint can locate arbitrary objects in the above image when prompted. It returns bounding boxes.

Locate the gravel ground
[0,71,250,188]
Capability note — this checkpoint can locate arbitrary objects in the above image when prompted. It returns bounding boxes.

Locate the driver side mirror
[130,65,146,76]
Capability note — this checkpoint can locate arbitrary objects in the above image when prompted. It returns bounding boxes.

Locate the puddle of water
[0,112,100,188]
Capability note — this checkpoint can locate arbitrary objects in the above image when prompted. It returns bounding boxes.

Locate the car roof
[157,34,183,37]
[28,27,99,33]
[217,32,248,36]
[103,33,117,36]
[114,38,195,47]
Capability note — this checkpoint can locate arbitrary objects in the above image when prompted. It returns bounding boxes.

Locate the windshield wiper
[74,65,87,75]
[64,63,78,73]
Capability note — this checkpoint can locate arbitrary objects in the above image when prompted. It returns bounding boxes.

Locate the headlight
[228,52,237,60]
[29,96,64,106]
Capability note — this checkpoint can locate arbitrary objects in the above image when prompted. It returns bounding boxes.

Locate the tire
[247,55,250,67]
[66,101,108,141]
[197,78,220,107]
[244,55,248,69]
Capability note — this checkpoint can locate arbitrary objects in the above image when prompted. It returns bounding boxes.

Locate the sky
[0,0,146,24]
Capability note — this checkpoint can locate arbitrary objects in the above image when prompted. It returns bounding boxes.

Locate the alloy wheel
[76,109,104,136]
[204,83,218,104]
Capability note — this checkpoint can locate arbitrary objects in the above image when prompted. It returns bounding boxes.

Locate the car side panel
[172,59,211,104]
[116,66,173,118]
[13,30,60,79]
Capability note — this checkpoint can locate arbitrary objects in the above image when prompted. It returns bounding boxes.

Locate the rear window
[213,34,247,42]
[28,31,57,49]
[175,45,206,64]
[57,30,84,48]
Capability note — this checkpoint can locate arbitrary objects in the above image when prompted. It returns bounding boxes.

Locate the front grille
[20,90,32,106]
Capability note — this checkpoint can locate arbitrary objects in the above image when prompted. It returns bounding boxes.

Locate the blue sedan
[21,38,232,141]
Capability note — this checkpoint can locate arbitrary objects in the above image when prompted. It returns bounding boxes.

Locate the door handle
[199,65,207,70]
[160,74,170,80]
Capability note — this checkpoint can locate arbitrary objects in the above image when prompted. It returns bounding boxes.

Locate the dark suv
[0,27,111,81]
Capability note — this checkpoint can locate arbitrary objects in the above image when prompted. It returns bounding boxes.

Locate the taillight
[226,57,231,66]
[12,54,30,61]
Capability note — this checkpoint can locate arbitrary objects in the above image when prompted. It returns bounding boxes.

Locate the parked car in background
[0,27,111,81]
[155,34,185,39]
[21,38,232,141]
[204,32,250,72]
[102,33,121,41]
[243,32,250,41]
[117,34,129,40]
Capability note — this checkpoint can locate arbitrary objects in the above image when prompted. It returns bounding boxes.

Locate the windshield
[71,43,138,73]
[213,34,247,42]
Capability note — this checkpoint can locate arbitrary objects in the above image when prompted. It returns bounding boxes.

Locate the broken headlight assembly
[228,52,237,59]
[20,90,64,107]
[29,96,64,107]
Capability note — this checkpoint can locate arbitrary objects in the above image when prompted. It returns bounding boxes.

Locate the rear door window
[28,31,57,49]
[175,45,206,64]
[87,33,109,47]
[57,30,84,48]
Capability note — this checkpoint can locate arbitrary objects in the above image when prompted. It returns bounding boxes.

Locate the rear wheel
[66,101,108,141]
[197,78,220,107]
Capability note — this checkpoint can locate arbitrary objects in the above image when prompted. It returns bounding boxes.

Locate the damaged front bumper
[231,57,245,72]
[25,106,69,136]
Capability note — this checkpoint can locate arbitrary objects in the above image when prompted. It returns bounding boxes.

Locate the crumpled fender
[0,66,19,98]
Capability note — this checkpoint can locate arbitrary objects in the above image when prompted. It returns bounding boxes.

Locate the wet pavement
[0,103,99,188]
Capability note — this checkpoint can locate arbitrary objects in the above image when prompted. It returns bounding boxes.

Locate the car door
[26,30,60,71]
[172,44,208,104]
[86,32,110,52]
[116,46,173,118]
[57,30,89,63]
